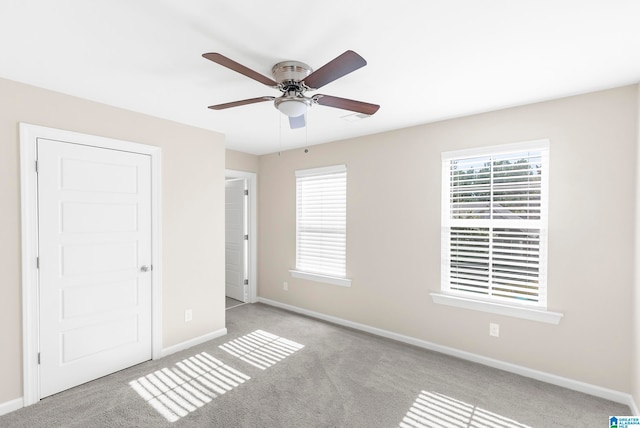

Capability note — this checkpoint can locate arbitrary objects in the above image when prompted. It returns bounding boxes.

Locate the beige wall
[634,83,640,409]
[258,85,638,393]
[226,148,259,173]
[0,77,226,404]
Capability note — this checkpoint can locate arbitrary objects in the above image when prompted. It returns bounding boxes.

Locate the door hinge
[35,160,38,173]
[37,353,41,365]
[244,189,249,196]
[36,257,39,269]
[244,235,249,240]
[244,279,249,285]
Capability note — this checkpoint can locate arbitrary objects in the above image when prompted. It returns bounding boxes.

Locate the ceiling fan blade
[314,95,380,115]
[289,114,306,129]
[303,50,367,89]
[208,96,275,110]
[203,53,277,87]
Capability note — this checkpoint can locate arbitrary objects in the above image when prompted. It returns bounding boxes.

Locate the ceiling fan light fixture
[274,97,309,117]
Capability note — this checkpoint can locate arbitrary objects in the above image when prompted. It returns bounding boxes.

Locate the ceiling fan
[202,50,380,129]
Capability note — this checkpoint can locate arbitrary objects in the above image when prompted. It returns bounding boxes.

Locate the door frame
[19,123,163,406]
[225,169,257,303]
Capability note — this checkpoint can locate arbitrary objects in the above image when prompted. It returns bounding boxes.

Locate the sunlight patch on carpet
[399,390,531,428]
[219,329,305,370]
[129,352,250,423]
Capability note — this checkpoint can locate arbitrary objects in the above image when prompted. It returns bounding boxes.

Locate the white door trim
[225,169,257,303]
[19,123,163,406]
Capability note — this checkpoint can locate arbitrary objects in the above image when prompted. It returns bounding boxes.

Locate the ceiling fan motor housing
[271,61,314,116]
[271,61,313,87]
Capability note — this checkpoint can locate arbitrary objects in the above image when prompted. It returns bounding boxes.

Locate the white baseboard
[0,397,24,416]
[257,297,637,412]
[160,328,227,358]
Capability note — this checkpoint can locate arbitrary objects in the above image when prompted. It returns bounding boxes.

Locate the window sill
[430,293,563,325]
[289,270,352,287]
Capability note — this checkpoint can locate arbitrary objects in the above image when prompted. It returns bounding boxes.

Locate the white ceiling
[1,1,639,155]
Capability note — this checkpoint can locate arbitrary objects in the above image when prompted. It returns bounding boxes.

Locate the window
[435,140,561,323]
[290,164,351,287]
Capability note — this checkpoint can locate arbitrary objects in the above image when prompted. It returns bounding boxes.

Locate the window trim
[438,139,562,322]
[430,292,563,324]
[294,164,351,285]
[289,270,352,287]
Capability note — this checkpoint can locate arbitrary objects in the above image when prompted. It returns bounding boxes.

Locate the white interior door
[38,138,152,398]
[225,179,246,302]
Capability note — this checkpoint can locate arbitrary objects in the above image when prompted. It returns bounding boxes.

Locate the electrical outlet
[283,282,288,291]
[185,309,193,322]
[489,323,499,337]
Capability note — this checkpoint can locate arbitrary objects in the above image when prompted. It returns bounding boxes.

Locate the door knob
[140,265,150,272]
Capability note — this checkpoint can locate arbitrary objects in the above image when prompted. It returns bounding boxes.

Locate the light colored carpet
[225,296,244,309]
[0,303,631,427]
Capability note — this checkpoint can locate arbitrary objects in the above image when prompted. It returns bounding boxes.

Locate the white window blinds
[295,165,347,278]
[441,141,549,307]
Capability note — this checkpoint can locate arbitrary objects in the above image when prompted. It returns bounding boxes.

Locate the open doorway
[225,170,257,309]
